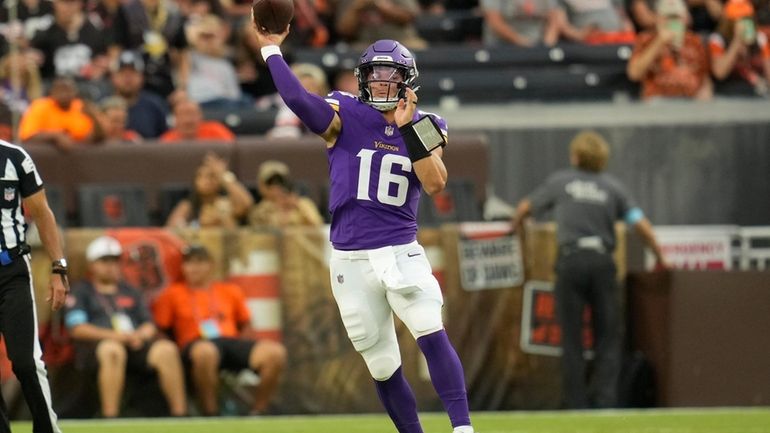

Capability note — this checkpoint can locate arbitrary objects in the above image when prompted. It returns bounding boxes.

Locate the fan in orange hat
[723,0,755,20]
[710,0,770,96]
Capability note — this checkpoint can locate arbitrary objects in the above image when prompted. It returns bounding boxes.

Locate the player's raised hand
[395,86,418,127]
[252,23,290,48]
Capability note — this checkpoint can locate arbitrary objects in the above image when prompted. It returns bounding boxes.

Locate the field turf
[10,408,770,433]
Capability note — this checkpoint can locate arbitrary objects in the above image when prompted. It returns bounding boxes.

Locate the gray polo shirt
[528,168,641,251]
[558,0,625,31]
[481,0,558,45]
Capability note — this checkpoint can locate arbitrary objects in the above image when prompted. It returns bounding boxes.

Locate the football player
[253,21,475,433]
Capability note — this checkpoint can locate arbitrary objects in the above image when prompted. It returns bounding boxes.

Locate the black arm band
[399,116,446,163]
[52,265,67,275]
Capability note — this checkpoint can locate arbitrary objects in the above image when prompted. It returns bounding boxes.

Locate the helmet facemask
[355,62,418,112]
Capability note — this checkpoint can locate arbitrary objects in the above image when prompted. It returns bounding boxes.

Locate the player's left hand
[395,86,418,128]
[48,273,68,311]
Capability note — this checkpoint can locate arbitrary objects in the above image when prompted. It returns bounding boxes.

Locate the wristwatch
[52,258,68,274]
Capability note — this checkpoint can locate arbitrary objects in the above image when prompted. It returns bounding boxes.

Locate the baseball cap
[86,236,123,262]
[656,0,688,17]
[112,50,145,73]
[724,0,754,20]
[181,244,212,261]
[258,160,290,184]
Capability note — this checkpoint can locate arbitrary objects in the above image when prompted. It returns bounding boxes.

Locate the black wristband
[399,122,432,162]
[399,115,446,163]
[51,264,67,275]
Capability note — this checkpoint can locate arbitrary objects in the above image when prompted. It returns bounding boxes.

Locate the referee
[512,131,668,409]
[0,139,67,433]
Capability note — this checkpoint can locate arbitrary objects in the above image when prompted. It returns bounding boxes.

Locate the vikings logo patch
[384,125,394,136]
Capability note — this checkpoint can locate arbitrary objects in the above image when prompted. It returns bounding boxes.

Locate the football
[252,0,294,34]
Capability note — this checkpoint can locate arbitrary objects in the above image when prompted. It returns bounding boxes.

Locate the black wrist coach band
[399,115,446,163]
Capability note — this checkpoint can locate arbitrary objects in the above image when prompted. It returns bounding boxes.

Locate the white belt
[331,241,419,261]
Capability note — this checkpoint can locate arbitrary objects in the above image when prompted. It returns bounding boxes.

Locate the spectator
[511,131,668,409]
[152,244,287,416]
[267,63,329,138]
[219,0,253,18]
[64,236,187,417]
[559,0,636,44]
[165,152,253,228]
[287,0,331,48]
[0,0,54,44]
[249,160,324,227]
[0,51,43,115]
[234,19,278,100]
[19,76,102,149]
[627,0,658,30]
[0,100,11,141]
[333,69,360,94]
[757,0,770,37]
[97,96,143,143]
[481,0,581,47]
[160,99,236,142]
[108,50,169,139]
[629,0,725,32]
[113,0,188,98]
[178,0,227,18]
[709,0,770,95]
[86,0,127,50]
[627,0,713,100]
[688,0,725,33]
[336,0,428,49]
[29,0,109,81]
[185,14,252,110]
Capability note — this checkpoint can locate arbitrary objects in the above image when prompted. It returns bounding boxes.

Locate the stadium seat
[419,178,482,226]
[203,107,278,136]
[294,44,637,104]
[77,184,150,228]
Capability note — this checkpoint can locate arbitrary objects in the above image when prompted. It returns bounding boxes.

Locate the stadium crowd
[0,0,767,145]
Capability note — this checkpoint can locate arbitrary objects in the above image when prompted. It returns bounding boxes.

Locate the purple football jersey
[324,91,448,250]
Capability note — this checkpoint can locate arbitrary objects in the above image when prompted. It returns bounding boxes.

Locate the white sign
[458,222,524,291]
[647,226,736,270]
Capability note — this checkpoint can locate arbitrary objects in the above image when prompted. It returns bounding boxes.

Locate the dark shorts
[74,340,154,375]
[182,338,257,372]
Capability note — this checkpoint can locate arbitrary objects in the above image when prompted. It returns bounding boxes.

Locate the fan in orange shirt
[159,99,235,143]
[152,244,286,416]
[709,0,770,95]
[18,77,101,150]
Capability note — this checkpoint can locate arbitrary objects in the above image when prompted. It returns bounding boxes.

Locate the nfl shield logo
[337,274,344,284]
[4,188,14,201]
[384,125,394,136]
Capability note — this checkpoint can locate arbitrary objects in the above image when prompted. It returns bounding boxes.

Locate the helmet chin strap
[366,81,401,111]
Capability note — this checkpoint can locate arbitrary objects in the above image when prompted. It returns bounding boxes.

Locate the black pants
[0,257,60,433]
[554,249,621,409]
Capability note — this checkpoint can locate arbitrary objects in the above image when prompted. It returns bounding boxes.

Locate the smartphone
[741,18,756,44]
[666,19,685,49]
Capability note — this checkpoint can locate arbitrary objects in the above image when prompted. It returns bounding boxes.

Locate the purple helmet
[354,40,419,111]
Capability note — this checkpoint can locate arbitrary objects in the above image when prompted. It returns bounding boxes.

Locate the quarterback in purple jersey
[253,20,474,433]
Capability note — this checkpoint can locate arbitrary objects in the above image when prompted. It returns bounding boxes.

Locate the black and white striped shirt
[0,140,43,250]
